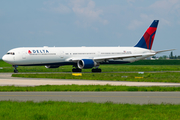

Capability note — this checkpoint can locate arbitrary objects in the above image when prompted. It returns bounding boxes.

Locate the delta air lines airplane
[2,20,174,73]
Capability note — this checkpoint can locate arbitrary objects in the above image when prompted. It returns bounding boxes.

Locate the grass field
[1,85,180,91]
[12,72,180,83]
[126,59,180,65]
[1,60,180,73]
[1,65,180,72]
[1,60,180,119]
[0,60,12,67]
[0,101,180,120]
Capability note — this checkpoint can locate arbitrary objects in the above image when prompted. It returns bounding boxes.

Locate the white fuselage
[2,46,155,66]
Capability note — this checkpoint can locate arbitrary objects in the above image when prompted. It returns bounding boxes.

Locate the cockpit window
[6,52,15,55]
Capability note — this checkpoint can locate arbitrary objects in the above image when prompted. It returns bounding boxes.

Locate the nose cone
[2,55,14,64]
[2,55,6,61]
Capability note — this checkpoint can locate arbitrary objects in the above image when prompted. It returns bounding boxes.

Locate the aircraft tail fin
[134,20,159,50]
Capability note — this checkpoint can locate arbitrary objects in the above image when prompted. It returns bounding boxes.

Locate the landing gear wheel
[72,68,82,72]
[14,69,18,73]
[13,65,18,73]
[92,68,101,73]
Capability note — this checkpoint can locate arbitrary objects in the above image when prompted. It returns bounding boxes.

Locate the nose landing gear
[13,65,18,73]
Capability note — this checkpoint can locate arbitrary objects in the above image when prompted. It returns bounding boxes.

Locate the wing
[66,53,156,62]
[93,53,155,61]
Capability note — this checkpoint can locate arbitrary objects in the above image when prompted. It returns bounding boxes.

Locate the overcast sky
[1,0,180,58]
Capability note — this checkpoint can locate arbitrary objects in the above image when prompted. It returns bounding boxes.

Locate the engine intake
[77,59,98,69]
[45,65,60,68]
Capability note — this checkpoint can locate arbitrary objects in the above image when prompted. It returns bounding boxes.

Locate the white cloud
[150,0,180,15]
[148,0,180,26]
[127,14,153,30]
[161,18,171,26]
[52,4,71,13]
[43,1,71,14]
[72,0,102,20]
[42,0,108,28]
[126,0,180,29]
[128,20,143,30]
[70,0,108,27]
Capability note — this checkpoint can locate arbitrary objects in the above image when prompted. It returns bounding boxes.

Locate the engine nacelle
[77,59,98,69]
[45,65,60,68]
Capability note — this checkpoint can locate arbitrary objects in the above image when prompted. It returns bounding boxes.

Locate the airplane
[2,20,174,73]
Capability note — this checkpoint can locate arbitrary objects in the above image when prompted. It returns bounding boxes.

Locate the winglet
[135,20,159,50]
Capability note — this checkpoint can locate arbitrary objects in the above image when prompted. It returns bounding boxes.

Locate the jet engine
[77,59,98,69]
[45,65,60,68]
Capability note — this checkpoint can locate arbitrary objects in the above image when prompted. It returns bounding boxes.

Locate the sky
[0,0,180,58]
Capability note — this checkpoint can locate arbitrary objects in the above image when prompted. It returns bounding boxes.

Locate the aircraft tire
[92,69,101,73]
[72,68,82,72]
[14,70,18,73]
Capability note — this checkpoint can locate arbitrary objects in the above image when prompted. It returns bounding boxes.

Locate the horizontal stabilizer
[155,49,175,53]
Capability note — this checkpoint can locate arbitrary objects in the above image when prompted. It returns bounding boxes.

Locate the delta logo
[28,50,49,54]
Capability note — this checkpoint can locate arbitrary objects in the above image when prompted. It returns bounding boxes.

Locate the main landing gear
[13,65,18,73]
[92,68,101,73]
[72,68,102,73]
[72,68,82,72]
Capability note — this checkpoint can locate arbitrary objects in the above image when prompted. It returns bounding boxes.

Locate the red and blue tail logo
[135,20,159,50]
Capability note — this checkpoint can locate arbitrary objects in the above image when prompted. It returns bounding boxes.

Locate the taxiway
[1,73,180,104]
[0,92,180,104]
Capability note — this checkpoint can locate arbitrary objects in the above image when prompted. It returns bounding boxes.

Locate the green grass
[12,72,180,83]
[2,60,180,119]
[0,101,180,120]
[1,85,180,91]
[126,59,180,65]
[1,60,180,73]
[0,60,12,67]
[1,65,180,73]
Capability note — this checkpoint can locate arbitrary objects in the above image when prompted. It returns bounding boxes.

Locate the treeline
[165,51,180,59]
[155,55,180,60]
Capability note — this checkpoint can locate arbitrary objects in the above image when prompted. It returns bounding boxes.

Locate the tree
[169,51,174,59]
